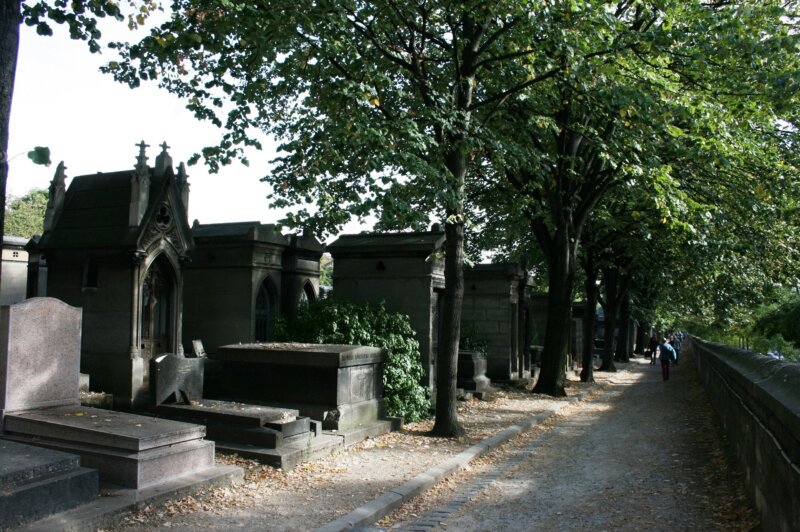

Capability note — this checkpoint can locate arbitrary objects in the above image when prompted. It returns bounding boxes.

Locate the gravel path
[378,356,757,531]
[106,354,756,531]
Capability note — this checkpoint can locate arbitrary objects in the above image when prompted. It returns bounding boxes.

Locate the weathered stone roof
[37,168,191,252]
[191,221,287,245]
[465,262,525,279]
[191,222,324,253]
[327,230,445,256]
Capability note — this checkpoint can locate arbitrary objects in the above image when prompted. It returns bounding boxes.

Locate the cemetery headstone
[0,297,229,490]
[0,297,81,419]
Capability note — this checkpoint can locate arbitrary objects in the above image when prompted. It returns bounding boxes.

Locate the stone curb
[314,370,628,532]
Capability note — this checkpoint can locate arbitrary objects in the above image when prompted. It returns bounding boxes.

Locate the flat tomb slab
[216,343,386,368]
[157,399,300,427]
[3,406,206,452]
[3,434,214,490]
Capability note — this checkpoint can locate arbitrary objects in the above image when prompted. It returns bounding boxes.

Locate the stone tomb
[212,343,386,431]
[151,354,341,469]
[461,263,535,382]
[0,298,228,490]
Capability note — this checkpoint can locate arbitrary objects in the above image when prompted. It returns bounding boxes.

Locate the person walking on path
[672,333,683,365]
[659,337,677,381]
[647,333,660,365]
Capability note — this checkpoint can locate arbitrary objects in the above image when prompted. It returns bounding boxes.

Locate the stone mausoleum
[327,229,446,387]
[461,263,535,382]
[182,222,323,353]
[0,236,29,306]
[28,142,323,409]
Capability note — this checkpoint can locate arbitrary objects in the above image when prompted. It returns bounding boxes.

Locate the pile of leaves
[276,299,431,422]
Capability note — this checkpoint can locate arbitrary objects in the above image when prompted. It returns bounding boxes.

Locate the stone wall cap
[215,342,387,368]
[3,236,29,247]
[465,262,525,279]
[192,221,288,245]
[327,231,445,255]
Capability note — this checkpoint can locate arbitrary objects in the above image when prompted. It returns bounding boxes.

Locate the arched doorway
[140,254,175,364]
[255,278,276,342]
[298,281,317,306]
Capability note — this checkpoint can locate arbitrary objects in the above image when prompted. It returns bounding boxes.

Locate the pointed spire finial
[47,161,67,206]
[44,161,68,231]
[53,161,66,183]
[135,140,150,171]
[154,140,173,176]
[176,161,190,215]
[177,161,187,182]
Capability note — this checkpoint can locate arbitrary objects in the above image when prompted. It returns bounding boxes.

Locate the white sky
[7,17,369,240]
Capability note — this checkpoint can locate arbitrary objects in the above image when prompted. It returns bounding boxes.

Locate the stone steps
[216,432,344,470]
[0,440,98,528]
[157,399,302,427]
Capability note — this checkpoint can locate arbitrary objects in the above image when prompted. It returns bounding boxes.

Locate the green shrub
[277,299,431,422]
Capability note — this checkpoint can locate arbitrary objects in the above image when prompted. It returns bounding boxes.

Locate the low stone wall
[689,337,800,532]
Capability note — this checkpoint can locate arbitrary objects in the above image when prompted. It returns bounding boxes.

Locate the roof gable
[38,148,193,256]
[137,172,194,256]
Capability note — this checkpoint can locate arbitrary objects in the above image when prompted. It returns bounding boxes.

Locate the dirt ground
[105,355,757,532]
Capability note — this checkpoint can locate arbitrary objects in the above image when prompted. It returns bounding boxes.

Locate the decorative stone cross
[135,141,150,170]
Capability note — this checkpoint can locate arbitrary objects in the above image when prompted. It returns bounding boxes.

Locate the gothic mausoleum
[29,142,193,409]
[27,142,325,410]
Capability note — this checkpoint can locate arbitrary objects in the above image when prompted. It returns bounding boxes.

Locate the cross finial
[135,140,150,170]
[155,140,174,176]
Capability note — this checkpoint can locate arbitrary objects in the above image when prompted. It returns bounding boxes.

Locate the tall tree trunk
[598,266,618,372]
[616,289,632,362]
[429,12,481,437]
[580,251,597,382]
[431,219,465,436]
[0,0,21,287]
[533,225,574,397]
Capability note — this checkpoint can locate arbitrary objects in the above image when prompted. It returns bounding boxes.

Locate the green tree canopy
[108,0,800,402]
[5,186,46,238]
[467,0,800,391]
